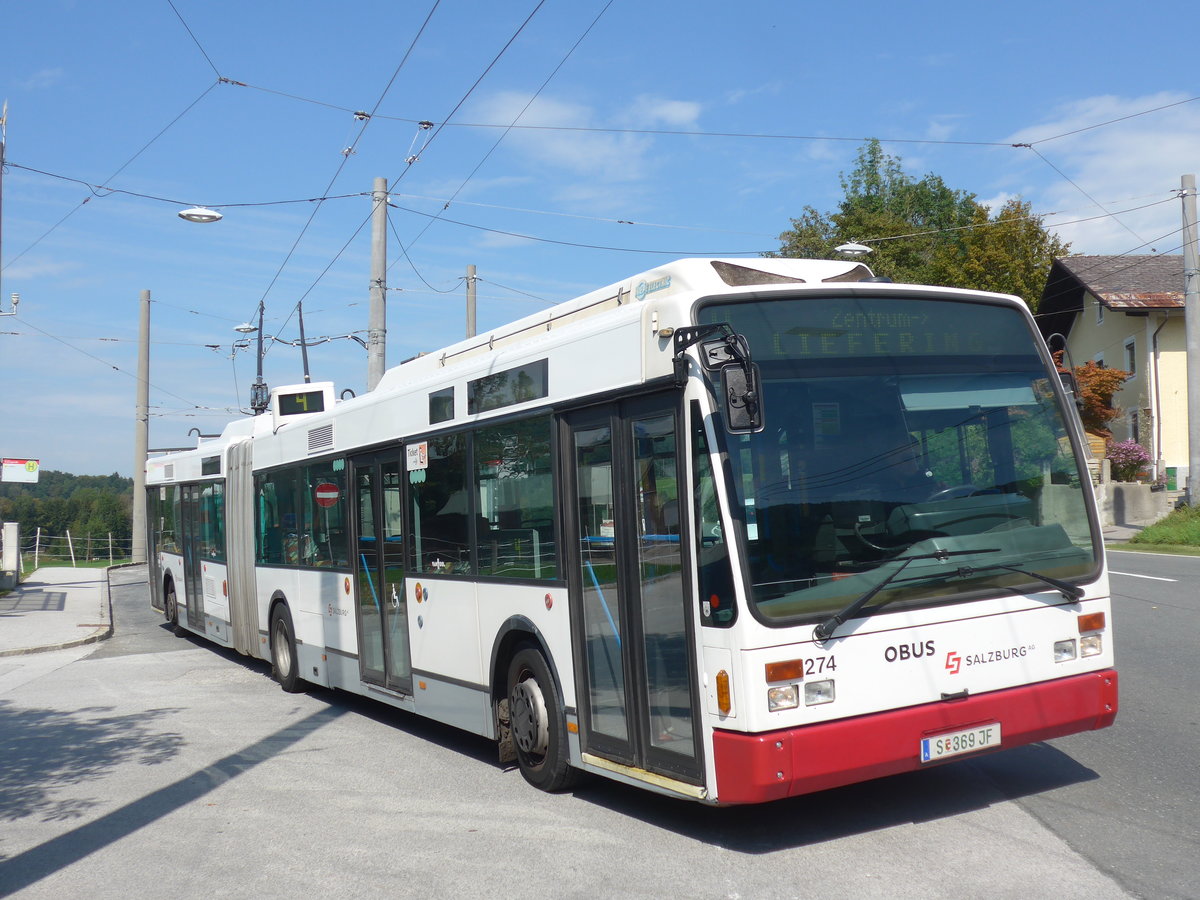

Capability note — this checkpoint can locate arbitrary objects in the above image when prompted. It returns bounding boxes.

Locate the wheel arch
[266,591,291,645]
[489,616,567,709]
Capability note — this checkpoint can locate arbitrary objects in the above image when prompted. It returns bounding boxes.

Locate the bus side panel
[198,560,232,646]
[259,568,333,688]
[319,571,355,672]
[410,580,483,716]
[711,668,1118,804]
[475,582,575,707]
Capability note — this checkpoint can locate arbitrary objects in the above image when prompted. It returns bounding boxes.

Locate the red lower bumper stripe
[712,669,1118,805]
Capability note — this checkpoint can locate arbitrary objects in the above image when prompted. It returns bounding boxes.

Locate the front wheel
[270,605,305,693]
[507,648,577,792]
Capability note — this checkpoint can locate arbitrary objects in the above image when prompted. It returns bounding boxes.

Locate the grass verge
[1123,504,1200,552]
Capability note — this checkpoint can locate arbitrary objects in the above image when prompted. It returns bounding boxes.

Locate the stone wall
[1094,482,1171,528]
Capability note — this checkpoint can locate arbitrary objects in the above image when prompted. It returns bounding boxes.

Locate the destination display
[702,296,1035,361]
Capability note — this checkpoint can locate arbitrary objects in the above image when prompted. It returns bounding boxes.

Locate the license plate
[920,723,1001,763]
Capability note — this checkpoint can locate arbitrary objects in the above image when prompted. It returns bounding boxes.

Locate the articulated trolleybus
[146,257,1116,805]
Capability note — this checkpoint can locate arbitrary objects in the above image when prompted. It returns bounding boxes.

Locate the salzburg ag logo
[945,651,962,675]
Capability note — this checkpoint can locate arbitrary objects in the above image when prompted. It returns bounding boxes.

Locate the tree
[770,140,1068,310]
[1059,356,1130,437]
[929,198,1069,302]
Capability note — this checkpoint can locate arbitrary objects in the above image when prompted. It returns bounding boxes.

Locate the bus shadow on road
[175,633,505,768]
[570,741,1100,851]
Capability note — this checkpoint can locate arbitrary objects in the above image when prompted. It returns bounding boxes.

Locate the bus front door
[565,396,702,786]
[351,451,412,694]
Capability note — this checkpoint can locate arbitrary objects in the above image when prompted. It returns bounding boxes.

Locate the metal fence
[14,528,133,573]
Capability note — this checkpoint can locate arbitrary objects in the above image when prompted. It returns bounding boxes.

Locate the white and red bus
[146,257,1116,804]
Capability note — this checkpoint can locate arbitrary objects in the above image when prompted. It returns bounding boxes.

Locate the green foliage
[0,470,133,543]
[1129,504,1200,547]
[770,140,1069,309]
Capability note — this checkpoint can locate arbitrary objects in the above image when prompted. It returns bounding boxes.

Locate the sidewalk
[0,566,112,657]
[1103,522,1146,543]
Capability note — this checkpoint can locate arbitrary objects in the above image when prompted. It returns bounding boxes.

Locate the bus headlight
[805,679,835,706]
[1080,634,1103,657]
[767,685,799,711]
[1054,639,1077,662]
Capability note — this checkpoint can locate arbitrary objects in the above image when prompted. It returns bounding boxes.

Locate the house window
[1094,354,1105,369]
[1124,339,1136,376]
[1096,298,1105,324]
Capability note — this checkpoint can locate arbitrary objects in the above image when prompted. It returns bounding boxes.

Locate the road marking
[1110,570,1177,582]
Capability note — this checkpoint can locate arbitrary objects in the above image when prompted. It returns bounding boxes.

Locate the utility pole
[1,101,7,306]
[1181,174,1200,504]
[132,289,150,564]
[466,264,477,338]
[367,176,387,390]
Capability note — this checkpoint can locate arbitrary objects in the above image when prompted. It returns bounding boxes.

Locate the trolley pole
[1182,175,1200,505]
[132,289,150,564]
[466,264,477,338]
[367,176,387,391]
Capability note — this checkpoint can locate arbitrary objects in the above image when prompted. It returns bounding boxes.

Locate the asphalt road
[0,559,1193,899]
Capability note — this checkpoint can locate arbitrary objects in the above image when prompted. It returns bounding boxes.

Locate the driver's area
[729,368,1072,612]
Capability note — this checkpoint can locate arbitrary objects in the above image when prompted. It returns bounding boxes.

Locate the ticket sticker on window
[406,442,429,471]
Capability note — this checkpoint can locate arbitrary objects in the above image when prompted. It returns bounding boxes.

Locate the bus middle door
[351,451,412,694]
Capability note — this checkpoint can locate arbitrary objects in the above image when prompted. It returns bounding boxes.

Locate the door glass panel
[575,424,628,743]
[183,486,205,629]
[381,460,410,686]
[356,467,384,676]
[632,414,695,759]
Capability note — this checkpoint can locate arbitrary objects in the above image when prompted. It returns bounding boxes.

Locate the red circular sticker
[315,483,340,507]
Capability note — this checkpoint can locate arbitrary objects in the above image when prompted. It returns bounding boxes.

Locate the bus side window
[410,433,471,574]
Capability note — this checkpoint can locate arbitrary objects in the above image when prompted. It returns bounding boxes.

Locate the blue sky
[2,0,1198,477]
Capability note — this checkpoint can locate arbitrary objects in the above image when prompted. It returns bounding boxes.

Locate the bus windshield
[699,294,1098,625]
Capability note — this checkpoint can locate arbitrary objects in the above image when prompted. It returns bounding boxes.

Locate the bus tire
[507,647,577,792]
[270,605,304,693]
[164,579,184,637]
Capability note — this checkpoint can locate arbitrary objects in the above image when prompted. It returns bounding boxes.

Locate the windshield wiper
[813,548,990,641]
[946,563,1084,601]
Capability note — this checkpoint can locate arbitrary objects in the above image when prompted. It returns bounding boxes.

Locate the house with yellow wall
[1038,255,1185,486]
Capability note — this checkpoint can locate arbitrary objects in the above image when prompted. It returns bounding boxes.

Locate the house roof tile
[1055,255,1184,307]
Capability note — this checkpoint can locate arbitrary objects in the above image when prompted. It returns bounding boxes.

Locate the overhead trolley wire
[398,0,614,256]
[1,81,220,273]
[166,0,222,79]
[253,0,444,349]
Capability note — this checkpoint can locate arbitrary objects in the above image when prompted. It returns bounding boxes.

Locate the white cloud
[925,114,966,143]
[465,91,702,193]
[978,191,1018,214]
[19,67,65,90]
[624,95,702,129]
[723,82,784,106]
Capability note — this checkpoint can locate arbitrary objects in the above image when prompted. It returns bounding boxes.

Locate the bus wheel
[270,606,304,693]
[164,580,184,636]
[507,648,577,792]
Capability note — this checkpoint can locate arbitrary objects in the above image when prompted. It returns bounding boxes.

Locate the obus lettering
[884,641,935,663]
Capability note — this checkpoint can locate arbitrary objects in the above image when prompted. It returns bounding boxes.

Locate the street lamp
[178,206,223,224]
[835,241,873,257]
